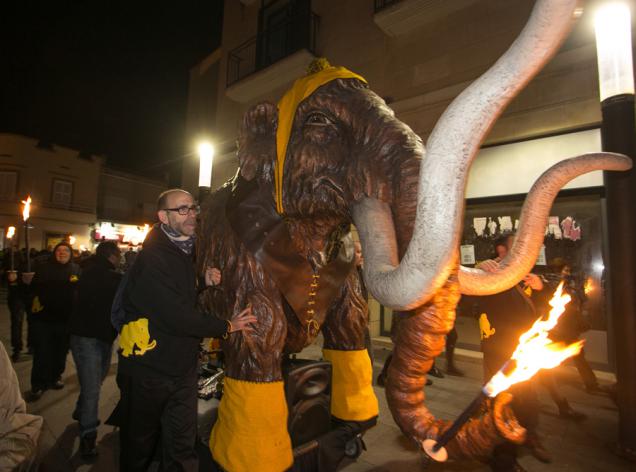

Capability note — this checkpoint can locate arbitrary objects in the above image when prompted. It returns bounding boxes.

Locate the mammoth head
[238,73,423,255]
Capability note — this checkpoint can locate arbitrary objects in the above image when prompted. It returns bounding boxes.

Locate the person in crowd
[0,341,43,470]
[444,326,464,376]
[115,188,257,471]
[541,260,608,394]
[476,234,550,471]
[25,241,80,401]
[68,241,122,459]
[123,245,138,271]
[353,240,373,367]
[4,249,27,362]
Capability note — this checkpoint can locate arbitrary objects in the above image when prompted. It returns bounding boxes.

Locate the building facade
[0,133,101,251]
[0,133,168,254]
[184,0,635,367]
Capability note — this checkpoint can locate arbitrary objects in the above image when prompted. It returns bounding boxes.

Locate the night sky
[2,2,223,179]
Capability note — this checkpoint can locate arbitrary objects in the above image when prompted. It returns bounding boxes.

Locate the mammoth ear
[238,102,277,182]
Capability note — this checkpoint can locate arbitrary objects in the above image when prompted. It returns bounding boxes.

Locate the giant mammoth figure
[198,0,631,470]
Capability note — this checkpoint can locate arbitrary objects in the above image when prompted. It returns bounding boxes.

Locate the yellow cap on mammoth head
[275,58,367,214]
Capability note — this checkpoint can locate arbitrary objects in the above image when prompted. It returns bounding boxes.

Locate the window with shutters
[51,179,73,207]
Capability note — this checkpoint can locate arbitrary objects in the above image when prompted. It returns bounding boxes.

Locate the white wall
[466,129,602,199]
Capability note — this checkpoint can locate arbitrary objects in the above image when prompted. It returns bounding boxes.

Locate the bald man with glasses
[115,188,256,471]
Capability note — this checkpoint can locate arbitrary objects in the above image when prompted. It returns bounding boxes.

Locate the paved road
[1,297,632,471]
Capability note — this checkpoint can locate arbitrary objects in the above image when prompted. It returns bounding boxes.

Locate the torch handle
[24,223,30,273]
[432,391,487,452]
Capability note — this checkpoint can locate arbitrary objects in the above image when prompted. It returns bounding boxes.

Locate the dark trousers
[30,320,69,391]
[483,350,539,471]
[8,295,25,354]
[117,371,198,472]
[70,335,113,437]
[572,348,598,389]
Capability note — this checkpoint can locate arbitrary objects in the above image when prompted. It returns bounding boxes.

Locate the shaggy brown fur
[197,78,424,381]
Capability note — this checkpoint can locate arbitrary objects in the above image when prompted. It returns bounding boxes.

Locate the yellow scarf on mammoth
[275,61,367,214]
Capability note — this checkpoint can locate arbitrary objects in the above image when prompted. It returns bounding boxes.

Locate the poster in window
[460,245,476,265]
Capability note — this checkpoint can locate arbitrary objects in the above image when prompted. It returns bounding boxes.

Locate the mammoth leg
[321,272,379,424]
[210,288,294,472]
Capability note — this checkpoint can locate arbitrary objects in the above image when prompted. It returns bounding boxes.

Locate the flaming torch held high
[424,282,584,461]
[21,196,32,272]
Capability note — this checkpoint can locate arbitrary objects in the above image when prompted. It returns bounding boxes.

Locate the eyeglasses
[162,205,201,216]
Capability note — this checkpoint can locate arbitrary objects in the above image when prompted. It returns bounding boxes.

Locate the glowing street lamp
[594,2,634,101]
[198,141,214,188]
[594,0,636,458]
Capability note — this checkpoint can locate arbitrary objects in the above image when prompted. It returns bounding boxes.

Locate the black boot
[80,433,98,459]
[557,399,587,421]
[376,354,392,387]
[428,363,444,378]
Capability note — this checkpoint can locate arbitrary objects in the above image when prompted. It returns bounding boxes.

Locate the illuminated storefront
[92,221,151,249]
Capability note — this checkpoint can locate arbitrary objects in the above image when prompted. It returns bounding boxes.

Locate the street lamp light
[594,0,636,461]
[198,141,214,202]
[594,2,634,101]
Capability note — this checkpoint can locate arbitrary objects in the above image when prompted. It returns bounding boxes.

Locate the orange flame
[6,226,15,239]
[21,195,32,222]
[584,277,593,295]
[483,282,584,397]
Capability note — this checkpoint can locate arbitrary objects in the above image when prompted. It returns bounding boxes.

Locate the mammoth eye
[305,112,334,126]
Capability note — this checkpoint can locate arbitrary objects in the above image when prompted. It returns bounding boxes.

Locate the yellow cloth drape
[210,378,292,472]
[322,348,379,421]
[275,66,367,213]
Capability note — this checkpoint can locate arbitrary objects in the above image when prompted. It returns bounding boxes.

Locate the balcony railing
[227,12,319,87]
[374,0,401,13]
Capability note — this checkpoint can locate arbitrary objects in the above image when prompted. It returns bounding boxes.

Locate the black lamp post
[595,1,636,461]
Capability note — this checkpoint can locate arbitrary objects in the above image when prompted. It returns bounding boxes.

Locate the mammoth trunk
[385,269,523,459]
[384,272,458,442]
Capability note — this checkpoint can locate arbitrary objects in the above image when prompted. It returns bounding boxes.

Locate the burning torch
[423,282,584,461]
[21,196,33,276]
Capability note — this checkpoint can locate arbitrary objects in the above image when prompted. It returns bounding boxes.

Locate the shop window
[51,179,73,207]
[461,192,607,330]
[377,191,607,342]
[0,171,18,201]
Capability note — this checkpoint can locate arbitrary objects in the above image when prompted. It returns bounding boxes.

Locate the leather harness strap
[226,175,355,334]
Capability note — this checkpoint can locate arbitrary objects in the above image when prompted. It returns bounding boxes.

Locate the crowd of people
[1,189,610,472]
[2,188,255,469]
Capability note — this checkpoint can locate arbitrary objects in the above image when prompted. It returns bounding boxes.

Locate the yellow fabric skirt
[323,348,379,421]
[210,378,293,472]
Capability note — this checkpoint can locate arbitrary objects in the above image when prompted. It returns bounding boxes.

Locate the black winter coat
[118,225,228,378]
[68,255,122,343]
[30,259,81,323]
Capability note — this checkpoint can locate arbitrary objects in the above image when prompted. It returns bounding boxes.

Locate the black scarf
[160,224,195,255]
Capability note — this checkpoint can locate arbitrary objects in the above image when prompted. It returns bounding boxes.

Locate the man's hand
[523,273,543,291]
[229,306,257,334]
[205,267,221,286]
[477,259,500,273]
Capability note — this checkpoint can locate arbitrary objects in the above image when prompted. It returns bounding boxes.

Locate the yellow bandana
[275,61,367,214]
